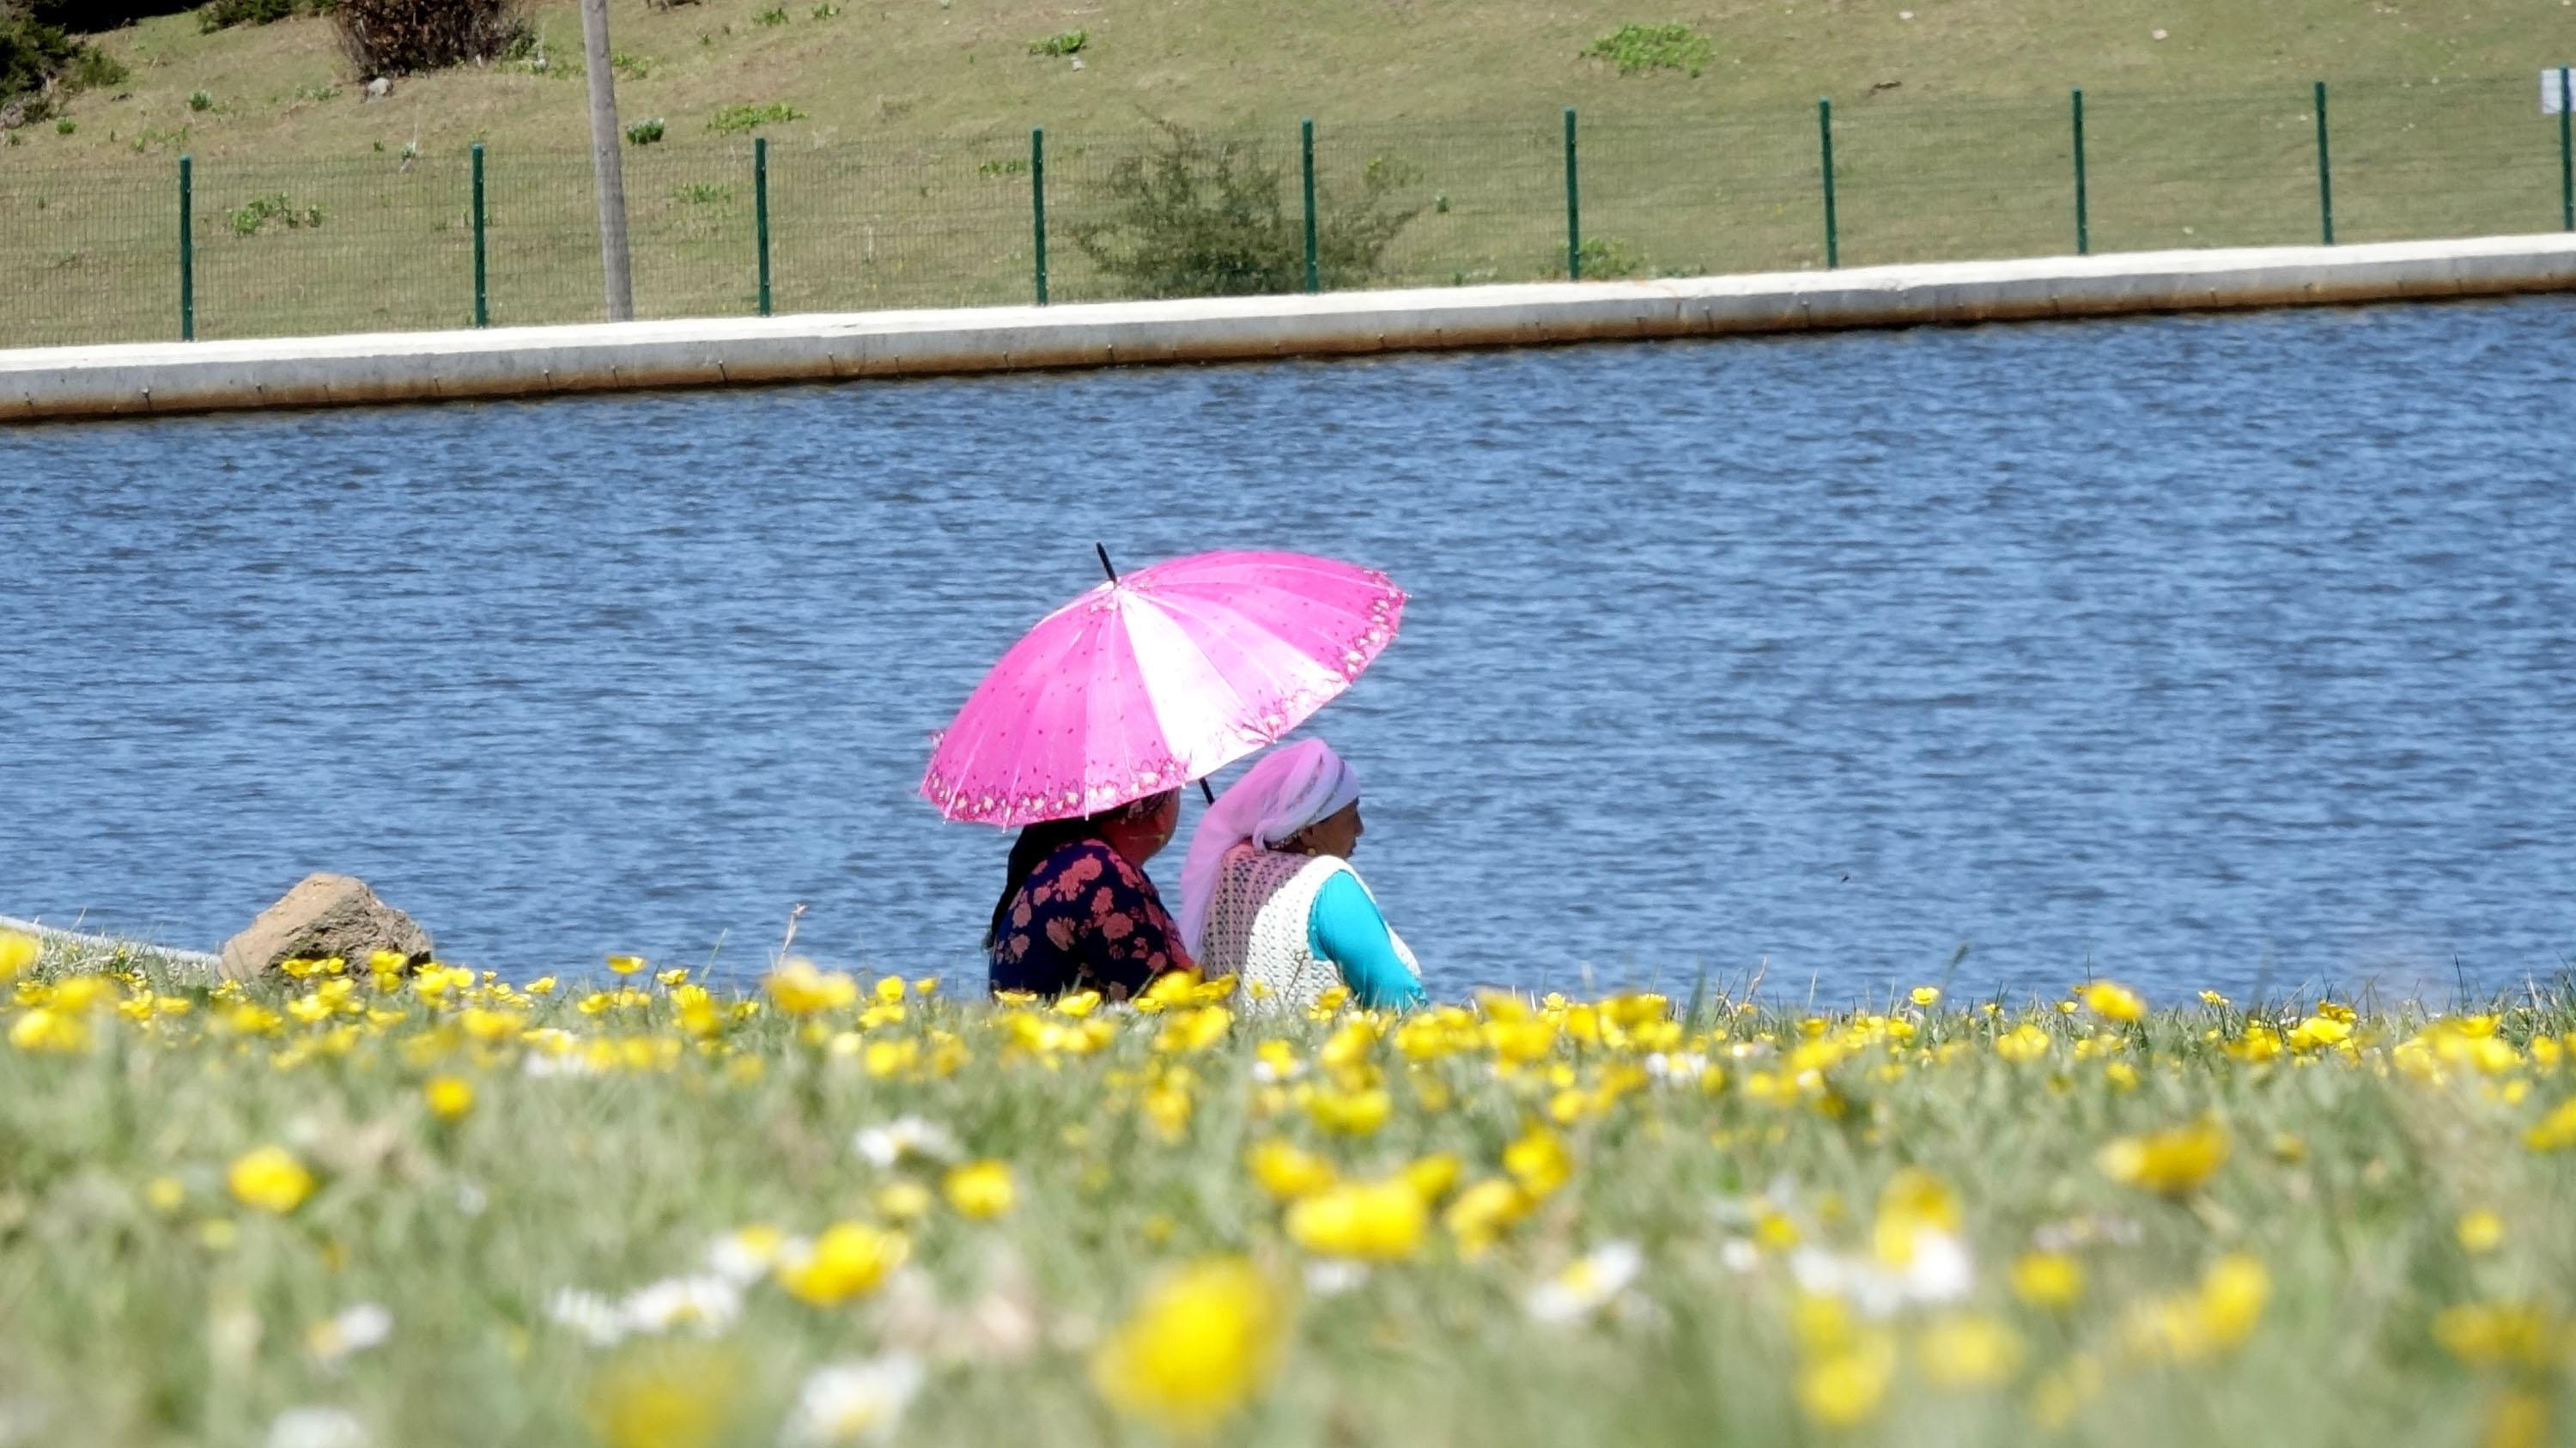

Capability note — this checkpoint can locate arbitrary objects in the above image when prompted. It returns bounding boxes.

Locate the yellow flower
[144,1176,186,1213]
[0,929,37,981]
[424,1075,476,1122]
[1795,1332,1895,1427]
[2483,1391,2552,1448]
[873,1181,933,1221]
[2458,1208,2506,1254]
[526,976,559,995]
[766,958,859,1016]
[873,975,907,1005]
[1091,1258,1286,1434]
[1994,1022,2051,1063]
[583,1343,738,1448]
[2433,1301,2563,1369]
[2081,981,2146,1024]
[1443,1178,1532,1256]
[2522,1097,2576,1152]
[778,1223,908,1305]
[1246,1141,1337,1202]
[228,1146,317,1214]
[1504,1125,1573,1198]
[1909,986,1941,1007]
[1872,1168,1958,1268]
[2197,989,2232,1007]
[2098,1117,2228,1197]
[1307,1086,1391,1136]
[1157,1006,1233,1055]
[943,1160,1016,1220]
[2010,1251,2085,1308]
[2287,1014,2353,1052]
[605,954,647,976]
[2125,1255,2269,1360]
[1284,1177,1429,1261]
[9,1007,88,1055]
[1917,1312,2023,1389]
[1401,1153,1461,1204]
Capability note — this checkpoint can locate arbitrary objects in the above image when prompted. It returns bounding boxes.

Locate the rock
[220,873,434,980]
[364,76,391,100]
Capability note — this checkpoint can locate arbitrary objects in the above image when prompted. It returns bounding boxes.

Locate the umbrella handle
[1097,543,1214,806]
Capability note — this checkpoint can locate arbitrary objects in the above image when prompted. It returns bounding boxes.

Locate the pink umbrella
[921,548,1405,826]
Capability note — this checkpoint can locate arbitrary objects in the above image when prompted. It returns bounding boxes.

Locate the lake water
[7,296,2573,1003]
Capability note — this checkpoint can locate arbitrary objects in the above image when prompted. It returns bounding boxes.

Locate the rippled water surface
[8,296,2574,1000]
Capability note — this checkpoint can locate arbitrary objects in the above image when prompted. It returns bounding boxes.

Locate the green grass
[4,929,2574,1447]
[0,0,2565,345]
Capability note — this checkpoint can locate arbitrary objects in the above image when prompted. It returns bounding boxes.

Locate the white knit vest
[1197,843,1417,1011]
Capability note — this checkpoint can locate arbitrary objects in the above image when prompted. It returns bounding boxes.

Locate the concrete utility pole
[578,0,634,320]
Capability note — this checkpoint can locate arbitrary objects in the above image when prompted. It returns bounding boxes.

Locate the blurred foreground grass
[3,927,2573,1448]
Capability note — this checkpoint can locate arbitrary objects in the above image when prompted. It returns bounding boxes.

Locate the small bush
[808,3,835,17]
[751,3,783,22]
[1026,28,1083,56]
[1580,22,1711,77]
[70,44,125,87]
[671,180,728,204]
[1,9,79,102]
[186,87,211,109]
[974,155,1025,178]
[609,48,651,77]
[1066,119,1422,299]
[227,192,321,234]
[708,100,801,133]
[1568,235,1643,280]
[623,116,664,144]
[52,114,70,131]
[332,0,528,76]
[196,0,294,33]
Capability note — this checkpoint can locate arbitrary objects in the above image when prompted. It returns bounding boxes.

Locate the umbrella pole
[1097,541,1218,806]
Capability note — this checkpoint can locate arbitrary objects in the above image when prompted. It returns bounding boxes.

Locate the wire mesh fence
[3,74,2569,349]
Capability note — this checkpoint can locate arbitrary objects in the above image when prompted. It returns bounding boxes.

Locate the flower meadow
[3,929,2573,1448]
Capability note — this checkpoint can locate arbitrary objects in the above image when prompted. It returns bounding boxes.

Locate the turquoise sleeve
[1309,871,1427,1011]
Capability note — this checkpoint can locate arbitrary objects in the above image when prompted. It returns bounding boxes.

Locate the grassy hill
[1,0,2564,344]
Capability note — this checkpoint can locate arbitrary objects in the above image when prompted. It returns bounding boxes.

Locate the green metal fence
[3,75,2570,349]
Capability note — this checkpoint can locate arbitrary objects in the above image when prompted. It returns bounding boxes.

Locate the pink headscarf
[1176,739,1361,953]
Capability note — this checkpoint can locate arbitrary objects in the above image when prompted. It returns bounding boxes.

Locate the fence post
[2560,67,2572,232]
[178,154,193,342]
[1301,117,1319,295]
[1562,107,1582,280]
[1030,127,1048,306]
[2071,88,2089,257]
[755,136,773,317]
[1818,98,1838,269]
[471,143,488,328]
[2313,79,2334,246]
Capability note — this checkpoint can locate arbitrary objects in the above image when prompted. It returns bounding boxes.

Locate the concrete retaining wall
[6,234,2573,422]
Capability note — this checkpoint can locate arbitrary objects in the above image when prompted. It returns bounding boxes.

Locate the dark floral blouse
[987,839,1194,1001]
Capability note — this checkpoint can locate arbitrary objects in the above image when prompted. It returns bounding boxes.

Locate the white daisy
[621,1275,742,1337]
[305,1303,393,1368]
[779,1354,927,1445]
[266,1407,368,1448]
[1525,1242,1644,1323]
[854,1117,958,1169]
[544,1288,628,1348]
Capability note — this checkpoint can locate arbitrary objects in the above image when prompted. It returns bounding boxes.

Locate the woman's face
[1135,790,1183,861]
[1294,800,1364,859]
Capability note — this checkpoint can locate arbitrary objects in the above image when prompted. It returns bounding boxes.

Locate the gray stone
[220,873,434,980]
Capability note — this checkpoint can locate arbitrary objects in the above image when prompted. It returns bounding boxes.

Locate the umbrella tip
[1094,543,1119,583]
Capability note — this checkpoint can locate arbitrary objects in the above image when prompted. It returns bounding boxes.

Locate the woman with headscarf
[1177,739,1426,1012]
[987,789,1192,1001]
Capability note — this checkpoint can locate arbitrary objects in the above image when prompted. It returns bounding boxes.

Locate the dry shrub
[333,0,526,76]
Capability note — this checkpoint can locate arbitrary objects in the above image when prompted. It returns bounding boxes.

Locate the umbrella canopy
[922,551,1405,827]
